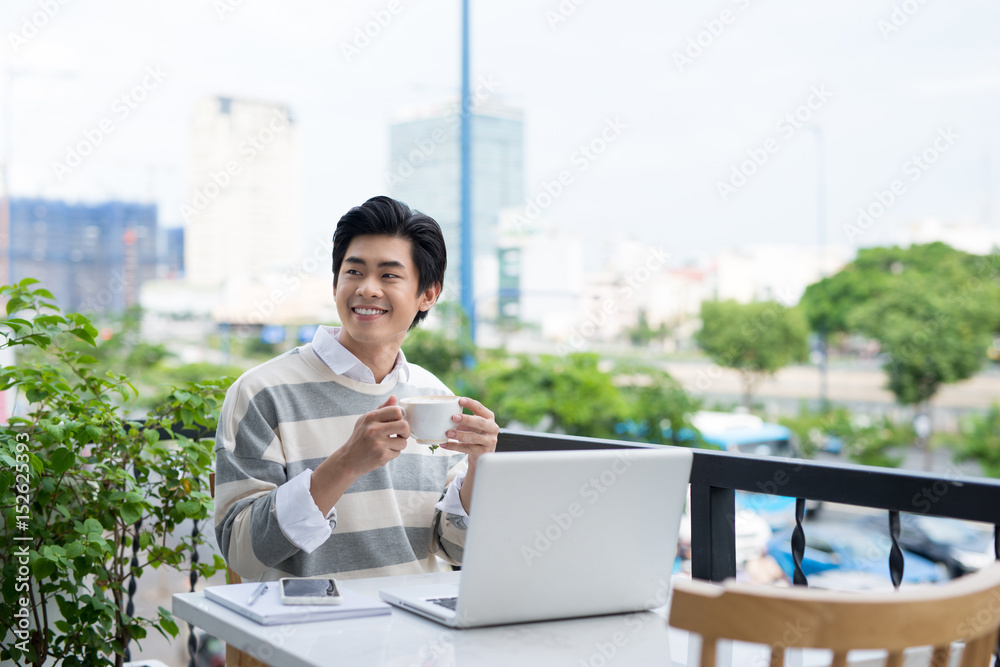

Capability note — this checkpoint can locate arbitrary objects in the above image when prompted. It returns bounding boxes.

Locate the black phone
[279,577,342,605]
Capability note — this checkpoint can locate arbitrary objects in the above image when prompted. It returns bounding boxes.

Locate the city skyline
[2,0,999,271]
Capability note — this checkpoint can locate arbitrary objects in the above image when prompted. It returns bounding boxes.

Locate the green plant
[0,279,228,667]
[615,364,703,447]
[800,244,1000,467]
[778,404,908,468]
[952,404,1000,477]
[694,299,810,408]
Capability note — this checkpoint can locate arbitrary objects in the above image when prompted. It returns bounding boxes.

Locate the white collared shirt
[275,325,468,554]
[310,325,411,385]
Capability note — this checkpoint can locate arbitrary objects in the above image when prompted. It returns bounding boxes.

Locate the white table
[173,572,953,667]
[174,571,694,666]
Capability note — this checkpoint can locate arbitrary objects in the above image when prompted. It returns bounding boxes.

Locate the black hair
[331,196,446,328]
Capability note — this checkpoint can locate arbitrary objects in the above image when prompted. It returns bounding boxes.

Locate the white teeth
[354,308,385,316]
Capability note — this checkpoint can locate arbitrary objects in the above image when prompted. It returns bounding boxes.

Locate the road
[662,360,1000,430]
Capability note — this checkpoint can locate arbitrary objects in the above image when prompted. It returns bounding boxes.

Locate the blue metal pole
[812,125,828,410]
[460,0,475,350]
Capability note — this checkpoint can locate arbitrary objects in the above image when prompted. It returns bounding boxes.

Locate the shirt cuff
[274,469,337,554]
[435,470,470,519]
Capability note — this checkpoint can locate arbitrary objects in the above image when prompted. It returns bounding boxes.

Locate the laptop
[379,447,693,628]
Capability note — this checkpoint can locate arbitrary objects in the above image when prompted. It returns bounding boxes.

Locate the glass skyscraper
[388,105,524,311]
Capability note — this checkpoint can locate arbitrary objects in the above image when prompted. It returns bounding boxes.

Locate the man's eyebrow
[343,256,407,270]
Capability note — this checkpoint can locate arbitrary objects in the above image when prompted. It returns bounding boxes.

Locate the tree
[401,325,472,390]
[800,243,1000,467]
[615,364,703,447]
[694,300,809,408]
[467,353,629,439]
[625,310,671,348]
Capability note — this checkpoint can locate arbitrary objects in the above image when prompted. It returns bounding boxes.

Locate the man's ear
[418,282,441,312]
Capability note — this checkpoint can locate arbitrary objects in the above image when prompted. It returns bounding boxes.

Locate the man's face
[333,234,438,356]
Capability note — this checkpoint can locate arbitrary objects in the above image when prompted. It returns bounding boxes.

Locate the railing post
[690,482,736,582]
[188,519,200,667]
[791,498,808,586]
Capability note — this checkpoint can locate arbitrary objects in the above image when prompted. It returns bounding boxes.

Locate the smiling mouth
[352,306,388,316]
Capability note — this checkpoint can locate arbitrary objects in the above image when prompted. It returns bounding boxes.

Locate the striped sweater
[213,344,468,582]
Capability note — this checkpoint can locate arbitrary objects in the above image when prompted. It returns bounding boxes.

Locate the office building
[497,212,584,338]
[388,104,524,311]
[163,226,184,278]
[10,197,158,313]
[184,97,302,287]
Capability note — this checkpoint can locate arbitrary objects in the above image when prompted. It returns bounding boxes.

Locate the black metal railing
[165,426,1000,666]
[497,429,1000,584]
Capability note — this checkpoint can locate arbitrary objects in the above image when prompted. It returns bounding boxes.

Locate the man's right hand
[335,395,410,477]
[309,395,409,515]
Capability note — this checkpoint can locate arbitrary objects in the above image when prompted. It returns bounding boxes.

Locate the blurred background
[2,0,1000,664]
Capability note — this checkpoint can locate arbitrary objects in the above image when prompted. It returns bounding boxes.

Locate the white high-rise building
[184,97,302,287]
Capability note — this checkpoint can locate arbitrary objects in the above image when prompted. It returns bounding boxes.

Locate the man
[214,196,498,582]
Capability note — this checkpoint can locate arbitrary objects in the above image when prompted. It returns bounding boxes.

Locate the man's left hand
[440,397,498,466]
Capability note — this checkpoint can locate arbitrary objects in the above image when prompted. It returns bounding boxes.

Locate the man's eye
[345,269,361,276]
[383,273,398,279]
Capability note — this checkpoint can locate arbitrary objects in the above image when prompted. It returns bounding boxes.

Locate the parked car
[766,522,945,586]
[858,514,994,578]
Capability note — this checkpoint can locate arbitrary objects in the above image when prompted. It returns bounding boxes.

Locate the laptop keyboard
[428,596,458,610]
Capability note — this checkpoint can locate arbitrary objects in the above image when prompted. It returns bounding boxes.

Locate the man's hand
[439,397,499,514]
[310,396,409,515]
[335,395,410,476]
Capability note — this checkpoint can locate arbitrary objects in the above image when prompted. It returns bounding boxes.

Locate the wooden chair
[669,562,1000,667]
[209,473,269,667]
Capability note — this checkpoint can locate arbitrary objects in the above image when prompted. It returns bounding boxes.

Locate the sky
[2,0,999,269]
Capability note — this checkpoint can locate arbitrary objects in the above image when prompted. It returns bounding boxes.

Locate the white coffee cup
[400,395,462,445]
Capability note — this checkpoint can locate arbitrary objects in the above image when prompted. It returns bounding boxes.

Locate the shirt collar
[310,325,410,385]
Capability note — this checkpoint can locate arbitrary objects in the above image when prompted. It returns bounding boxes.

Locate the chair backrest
[669,562,1000,667]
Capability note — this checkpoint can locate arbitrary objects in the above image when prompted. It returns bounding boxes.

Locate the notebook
[379,447,693,628]
[204,581,390,625]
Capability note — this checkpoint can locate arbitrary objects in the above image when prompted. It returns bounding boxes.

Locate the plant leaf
[120,502,143,525]
[50,447,75,475]
[33,557,56,580]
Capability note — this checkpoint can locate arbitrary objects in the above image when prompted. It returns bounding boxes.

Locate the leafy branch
[0,279,230,667]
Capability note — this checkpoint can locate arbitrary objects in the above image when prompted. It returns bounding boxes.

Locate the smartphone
[279,577,342,605]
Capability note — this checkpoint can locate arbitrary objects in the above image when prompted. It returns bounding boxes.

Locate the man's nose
[356,276,382,297]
